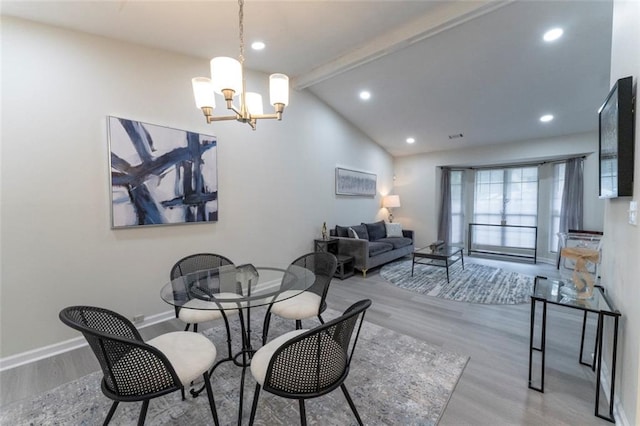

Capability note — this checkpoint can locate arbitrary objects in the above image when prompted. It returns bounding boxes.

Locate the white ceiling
[1,0,613,157]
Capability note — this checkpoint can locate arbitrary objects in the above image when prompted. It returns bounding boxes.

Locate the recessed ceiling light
[406,137,415,144]
[251,41,266,50]
[359,91,371,101]
[543,28,563,42]
[540,114,554,122]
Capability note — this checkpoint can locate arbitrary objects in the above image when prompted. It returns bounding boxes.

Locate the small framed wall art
[108,116,218,228]
[335,167,377,196]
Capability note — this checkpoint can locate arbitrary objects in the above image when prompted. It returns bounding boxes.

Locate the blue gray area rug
[381,260,534,304]
[1,309,468,425]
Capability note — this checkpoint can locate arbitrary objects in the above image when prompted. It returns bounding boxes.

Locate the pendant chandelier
[191,0,289,130]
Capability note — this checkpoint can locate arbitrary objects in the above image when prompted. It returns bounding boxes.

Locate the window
[473,167,538,248]
[450,170,464,244]
[549,162,565,252]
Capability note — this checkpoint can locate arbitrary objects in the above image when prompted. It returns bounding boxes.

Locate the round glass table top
[160,264,316,310]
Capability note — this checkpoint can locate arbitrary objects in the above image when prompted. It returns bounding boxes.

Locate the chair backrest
[170,253,235,279]
[288,252,337,304]
[263,299,372,397]
[59,306,180,400]
[170,253,235,316]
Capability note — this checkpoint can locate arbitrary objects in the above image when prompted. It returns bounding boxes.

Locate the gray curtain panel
[559,157,584,233]
[437,167,452,243]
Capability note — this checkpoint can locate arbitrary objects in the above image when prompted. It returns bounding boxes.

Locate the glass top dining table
[160,263,317,425]
[160,263,316,310]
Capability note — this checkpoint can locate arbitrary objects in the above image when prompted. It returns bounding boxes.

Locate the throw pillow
[364,220,386,241]
[347,227,360,239]
[335,225,350,238]
[385,222,403,237]
[350,224,369,241]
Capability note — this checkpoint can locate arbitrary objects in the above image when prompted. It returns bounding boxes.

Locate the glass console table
[528,276,621,423]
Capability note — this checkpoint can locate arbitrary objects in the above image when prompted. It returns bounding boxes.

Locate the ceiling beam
[293,0,513,90]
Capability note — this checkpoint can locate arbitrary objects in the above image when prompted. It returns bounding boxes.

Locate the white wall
[0,17,393,357]
[601,1,640,424]
[393,132,604,255]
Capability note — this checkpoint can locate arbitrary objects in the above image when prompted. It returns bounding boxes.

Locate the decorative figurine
[321,222,328,240]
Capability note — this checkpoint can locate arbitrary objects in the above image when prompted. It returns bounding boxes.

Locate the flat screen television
[598,75,635,198]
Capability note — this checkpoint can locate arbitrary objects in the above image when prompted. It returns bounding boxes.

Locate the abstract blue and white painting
[108,116,218,228]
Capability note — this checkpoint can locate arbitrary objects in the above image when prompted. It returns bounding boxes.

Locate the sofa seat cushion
[364,220,386,241]
[377,237,413,249]
[369,241,393,256]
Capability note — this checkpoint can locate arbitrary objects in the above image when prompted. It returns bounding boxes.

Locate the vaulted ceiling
[1,0,613,156]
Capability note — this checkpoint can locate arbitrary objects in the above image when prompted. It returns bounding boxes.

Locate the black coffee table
[412,245,464,283]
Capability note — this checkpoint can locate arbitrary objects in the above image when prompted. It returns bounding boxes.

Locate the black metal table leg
[528,297,546,392]
[579,310,596,368]
[190,303,256,425]
[595,312,618,423]
[528,297,536,388]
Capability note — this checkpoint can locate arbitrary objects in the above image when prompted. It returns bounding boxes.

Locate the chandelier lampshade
[245,92,264,115]
[210,57,243,97]
[192,77,215,109]
[269,73,289,107]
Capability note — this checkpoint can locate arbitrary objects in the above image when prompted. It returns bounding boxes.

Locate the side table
[314,238,338,254]
[528,276,620,423]
[314,238,353,279]
[334,254,354,280]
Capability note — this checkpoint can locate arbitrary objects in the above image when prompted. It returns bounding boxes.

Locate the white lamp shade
[192,77,216,109]
[210,57,243,95]
[269,73,289,106]
[383,195,401,208]
[245,92,264,115]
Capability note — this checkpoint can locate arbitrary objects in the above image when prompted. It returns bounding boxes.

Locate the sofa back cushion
[364,220,386,241]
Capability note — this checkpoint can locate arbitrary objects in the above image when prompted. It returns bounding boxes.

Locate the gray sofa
[330,221,414,277]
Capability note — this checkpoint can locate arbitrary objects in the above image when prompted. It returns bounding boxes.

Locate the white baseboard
[0,310,175,372]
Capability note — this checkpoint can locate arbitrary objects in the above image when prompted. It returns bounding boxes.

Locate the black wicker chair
[262,252,337,344]
[59,306,219,426]
[170,253,240,360]
[249,299,372,426]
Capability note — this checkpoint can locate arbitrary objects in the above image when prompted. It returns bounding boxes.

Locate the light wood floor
[0,256,612,425]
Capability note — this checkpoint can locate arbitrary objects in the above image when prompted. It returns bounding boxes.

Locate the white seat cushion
[250,329,308,385]
[270,291,321,320]
[178,292,243,324]
[148,331,217,386]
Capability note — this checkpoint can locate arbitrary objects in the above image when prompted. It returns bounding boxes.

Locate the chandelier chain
[238,0,244,65]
